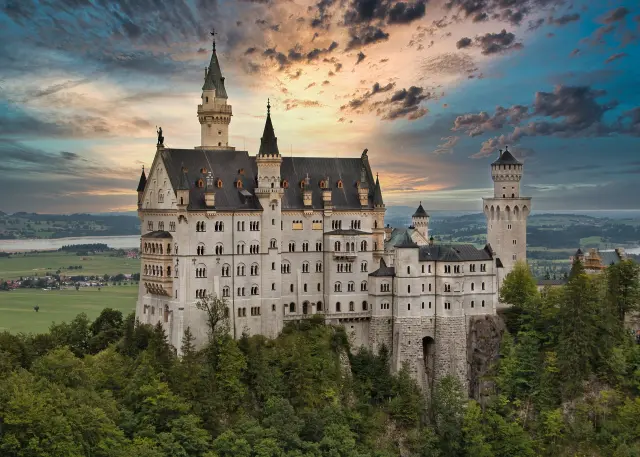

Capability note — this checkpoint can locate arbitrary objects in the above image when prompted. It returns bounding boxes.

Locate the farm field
[0,284,138,334]
[0,251,140,281]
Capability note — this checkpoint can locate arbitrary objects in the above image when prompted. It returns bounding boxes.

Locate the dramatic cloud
[445,0,564,26]
[346,26,390,50]
[455,29,523,55]
[433,136,460,154]
[456,37,472,49]
[372,86,433,120]
[549,13,581,26]
[282,98,324,110]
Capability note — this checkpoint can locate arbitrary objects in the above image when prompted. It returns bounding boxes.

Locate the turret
[136,166,147,209]
[197,33,233,150]
[255,100,283,196]
[411,201,429,239]
[491,146,523,198]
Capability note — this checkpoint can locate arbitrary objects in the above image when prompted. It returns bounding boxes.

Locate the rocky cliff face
[467,315,505,402]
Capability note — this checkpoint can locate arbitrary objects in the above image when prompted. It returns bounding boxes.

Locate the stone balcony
[333,252,357,261]
[142,275,173,297]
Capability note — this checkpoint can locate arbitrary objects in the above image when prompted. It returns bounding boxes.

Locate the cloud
[343,0,427,26]
[341,81,396,110]
[373,86,433,120]
[454,29,523,55]
[444,0,565,26]
[346,26,390,50]
[420,52,477,77]
[605,52,628,64]
[453,105,529,136]
[282,98,324,110]
[548,13,580,26]
[456,37,472,49]
[356,51,367,64]
[603,7,630,23]
[433,136,460,154]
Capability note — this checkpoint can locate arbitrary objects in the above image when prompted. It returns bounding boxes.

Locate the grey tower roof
[136,166,147,192]
[202,44,228,98]
[258,101,280,156]
[395,231,419,248]
[491,147,521,166]
[368,258,395,277]
[373,174,384,206]
[413,202,428,218]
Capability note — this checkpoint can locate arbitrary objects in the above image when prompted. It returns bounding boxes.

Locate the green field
[0,285,138,334]
[0,251,140,281]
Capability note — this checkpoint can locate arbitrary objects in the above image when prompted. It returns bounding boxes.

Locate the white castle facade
[135,41,531,388]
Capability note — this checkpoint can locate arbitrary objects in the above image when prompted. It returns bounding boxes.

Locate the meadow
[0,251,140,281]
[0,284,138,334]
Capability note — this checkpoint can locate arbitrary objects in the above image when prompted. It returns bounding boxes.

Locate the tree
[431,375,465,456]
[606,259,640,325]
[500,261,539,335]
[196,294,230,342]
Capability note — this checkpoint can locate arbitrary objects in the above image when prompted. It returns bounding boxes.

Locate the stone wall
[369,317,393,354]
[467,314,505,402]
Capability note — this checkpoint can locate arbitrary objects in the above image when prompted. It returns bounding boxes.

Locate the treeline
[58,243,111,252]
[1,259,640,456]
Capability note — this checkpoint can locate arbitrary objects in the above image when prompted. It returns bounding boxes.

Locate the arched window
[336,302,341,312]
[222,264,230,277]
[316,261,323,272]
[348,281,355,292]
[362,301,368,311]
[288,242,295,252]
[197,243,205,256]
[334,282,342,292]
[270,238,278,249]
[222,286,230,297]
[302,261,309,273]
[349,301,354,311]
[317,301,323,312]
[251,285,259,295]
[237,242,245,255]
[215,243,224,255]
[471,283,475,291]
[237,263,245,276]
[334,241,341,251]
[360,240,367,251]
[482,282,485,291]
[361,261,367,272]
[289,302,296,313]
[407,266,411,274]
[281,261,291,274]
[250,263,259,276]
[361,281,367,291]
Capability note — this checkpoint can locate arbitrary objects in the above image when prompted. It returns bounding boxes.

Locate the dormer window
[236,179,243,189]
[337,180,343,189]
[300,180,305,189]
[200,167,207,174]
[197,179,204,188]
[282,180,289,189]
[319,180,326,189]
[217,179,223,188]
[205,96,209,103]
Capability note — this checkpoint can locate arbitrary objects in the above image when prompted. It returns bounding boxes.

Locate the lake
[0,235,141,252]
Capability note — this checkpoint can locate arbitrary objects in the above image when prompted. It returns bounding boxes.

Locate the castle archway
[422,336,436,388]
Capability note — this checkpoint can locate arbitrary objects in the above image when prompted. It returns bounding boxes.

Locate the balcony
[333,251,357,261]
[142,275,173,297]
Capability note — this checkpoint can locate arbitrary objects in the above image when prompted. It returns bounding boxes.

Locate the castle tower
[197,33,233,150]
[254,100,284,338]
[483,147,531,276]
[411,202,429,240]
[136,166,147,210]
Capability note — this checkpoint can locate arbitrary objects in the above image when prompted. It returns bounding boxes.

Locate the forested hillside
[1,258,640,456]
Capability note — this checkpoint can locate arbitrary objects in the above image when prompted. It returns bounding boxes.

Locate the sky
[0,0,639,214]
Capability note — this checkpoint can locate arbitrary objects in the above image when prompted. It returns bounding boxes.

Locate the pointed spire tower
[136,165,147,209]
[256,100,283,192]
[258,99,280,156]
[197,29,234,150]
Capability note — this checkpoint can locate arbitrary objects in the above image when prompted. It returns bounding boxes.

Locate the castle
[135,39,531,389]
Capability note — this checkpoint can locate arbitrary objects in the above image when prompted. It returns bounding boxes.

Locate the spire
[373,173,384,207]
[136,165,147,192]
[258,99,280,156]
[412,201,428,218]
[177,164,190,190]
[202,29,227,98]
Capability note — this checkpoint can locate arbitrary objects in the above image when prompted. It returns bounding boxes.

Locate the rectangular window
[292,221,303,230]
[312,221,322,230]
[147,221,153,231]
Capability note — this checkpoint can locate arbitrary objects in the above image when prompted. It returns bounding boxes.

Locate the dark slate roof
[373,175,384,207]
[418,244,493,262]
[369,258,395,277]
[159,148,377,211]
[491,148,521,166]
[137,167,147,192]
[575,248,584,256]
[325,229,371,236]
[142,230,172,239]
[412,202,428,218]
[258,103,280,156]
[601,250,623,266]
[202,46,228,98]
[177,165,190,191]
[395,231,419,248]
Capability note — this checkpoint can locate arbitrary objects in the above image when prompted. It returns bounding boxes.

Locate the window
[482,282,485,291]
[429,302,432,309]
[317,301,323,311]
[313,220,322,230]
[513,239,517,245]
[336,302,341,312]
[444,265,451,274]
[361,261,368,272]
[480,263,486,272]
[347,282,355,292]
[237,264,245,276]
[158,221,164,231]
[422,284,425,292]
[334,282,342,292]
[290,284,294,293]
[421,265,424,273]
[316,242,322,251]
[195,266,207,278]
[303,284,307,292]
[428,265,432,273]
[407,303,411,311]
[482,300,485,307]
[444,284,451,292]
[147,221,153,231]
[454,265,461,274]
[197,244,205,255]
[272,283,276,290]
[289,242,295,252]
[272,262,276,270]
[334,241,341,251]
[272,304,276,312]
[316,261,323,273]
[222,264,230,277]
[169,221,176,231]
[270,239,277,249]
[292,220,303,230]
[360,240,367,251]
[250,221,260,231]
[407,285,411,293]
[349,301,355,312]
[381,283,390,292]
[281,262,291,274]
[361,281,368,291]
[158,190,164,203]
[512,254,517,261]
[508,224,512,230]
[250,264,259,276]
[237,243,245,255]
[302,262,309,273]
[215,244,224,255]
[444,302,451,310]
[428,283,432,292]
[471,283,475,291]
[223,286,230,297]
[251,306,261,316]
[289,302,296,313]
[421,302,424,309]
[214,221,224,231]
[381,303,390,310]
[470,264,476,272]
[471,300,475,308]
[237,221,245,231]
[302,242,309,252]
[251,286,259,295]
[250,243,259,254]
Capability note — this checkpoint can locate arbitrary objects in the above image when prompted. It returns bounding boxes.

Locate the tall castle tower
[411,202,429,240]
[197,32,233,149]
[483,147,531,277]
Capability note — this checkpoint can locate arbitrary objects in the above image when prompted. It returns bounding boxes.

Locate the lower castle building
[135,39,531,389]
